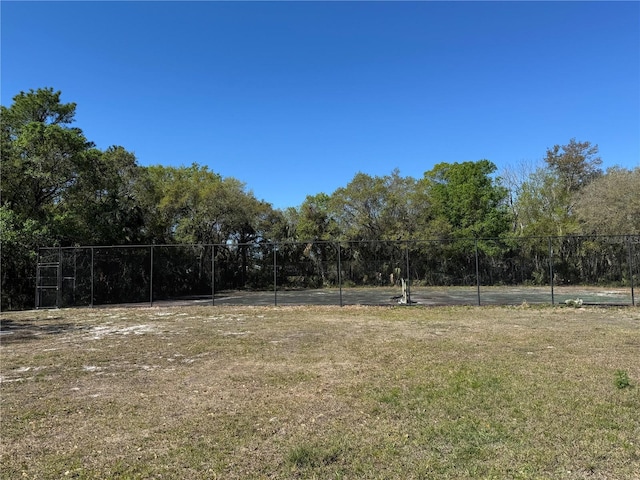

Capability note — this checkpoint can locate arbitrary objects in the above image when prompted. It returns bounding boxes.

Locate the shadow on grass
[0,317,87,344]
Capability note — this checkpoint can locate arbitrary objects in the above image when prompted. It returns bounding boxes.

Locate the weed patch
[614,369,632,389]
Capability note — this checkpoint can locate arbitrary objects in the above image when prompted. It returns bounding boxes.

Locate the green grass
[1,305,639,479]
[614,369,632,389]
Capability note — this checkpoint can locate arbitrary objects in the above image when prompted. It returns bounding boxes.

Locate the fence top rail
[37,234,640,251]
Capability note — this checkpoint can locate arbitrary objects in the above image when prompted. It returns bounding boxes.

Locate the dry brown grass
[1,305,639,479]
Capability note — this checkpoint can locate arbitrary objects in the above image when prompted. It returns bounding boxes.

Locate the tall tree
[1,88,96,309]
[500,159,540,233]
[513,139,602,237]
[297,193,339,242]
[146,164,276,277]
[420,160,511,239]
[265,207,299,244]
[146,164,227,244]
[62,146,149,244]
[575,167,640,235]
[544,138,602,194]
[1,88,94,223]
[514,167,580,237]
[295,193,340,285]
[331,169,417,241]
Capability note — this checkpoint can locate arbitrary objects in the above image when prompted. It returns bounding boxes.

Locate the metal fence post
[337,243,343,307]
[273,244,278,306]
[57,246,62,308]
[628,237,635,307]
[549,237,555,305]
[405,242,411,305]
[150,246,154,307]
[475,239,481,306]
[211,245,215,306]
[34,248,40,309]
[90,247,94,308]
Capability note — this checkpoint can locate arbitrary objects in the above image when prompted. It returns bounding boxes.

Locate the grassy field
[1,305,639,479]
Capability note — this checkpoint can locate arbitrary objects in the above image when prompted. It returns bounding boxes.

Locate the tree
[331,169,418,242]
[575,167,640,235]
[145,164,277,288]
[544,138,602,194]
[1,88,94,223]
[412,161,512,286]
[297,193,339,242]
[0,206,50,309]
[294,193,340,285]
[264,207,298,244]
[1,88,96,310]
[500,159,540,233]
[514,167,580,237]
[328,170,420,286]
[61,145,148,244]
[420,160,511,239]
[512,139,603,237]
[145,164,223,244]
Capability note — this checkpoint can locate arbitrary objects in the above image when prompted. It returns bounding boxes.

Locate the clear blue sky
[2,1,639,210]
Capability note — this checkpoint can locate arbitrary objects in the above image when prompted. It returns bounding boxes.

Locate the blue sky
[2,1,639,210]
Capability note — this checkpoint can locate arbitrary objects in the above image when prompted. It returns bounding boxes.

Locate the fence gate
[35,248,63,308]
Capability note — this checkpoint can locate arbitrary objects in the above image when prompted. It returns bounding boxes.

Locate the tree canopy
[420,160,510,240]
[2,88,637,309]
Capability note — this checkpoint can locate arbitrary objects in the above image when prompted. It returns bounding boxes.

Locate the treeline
[2,88,639,309]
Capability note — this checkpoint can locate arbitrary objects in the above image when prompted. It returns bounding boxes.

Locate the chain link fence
[12,235,640,309]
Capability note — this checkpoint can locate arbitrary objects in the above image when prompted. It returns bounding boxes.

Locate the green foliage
[0,89,281,309]
[420,160,511,240]
[513,138,603,237]
[1,88,95,309]
[1,87,633,310]
[287,441,344,469]
[331,169,418,241]
[287,445,318,468]
[0,206,51,309]
[513,168,580,237]
[145,164,274,246]
[297,193,339,241]
[544,138,602,194]
[614,370,631,389]
[60,146,150,244]
[1,88,94,222]
[575,167,640,235]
